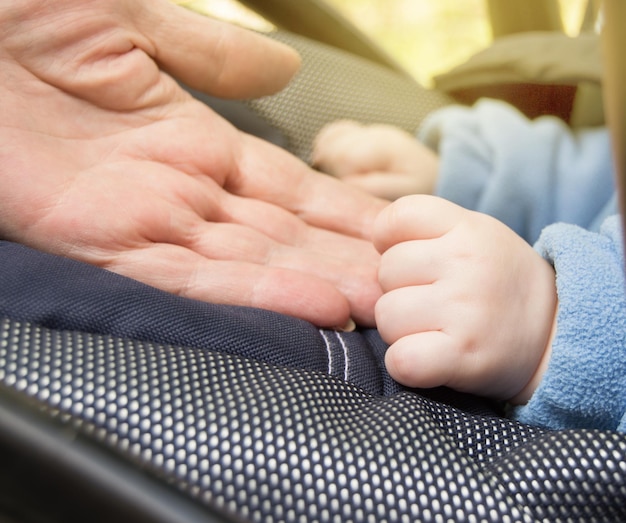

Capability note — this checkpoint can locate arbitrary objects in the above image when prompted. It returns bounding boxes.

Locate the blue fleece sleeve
[419,99,616,244]
[511,215,626,432]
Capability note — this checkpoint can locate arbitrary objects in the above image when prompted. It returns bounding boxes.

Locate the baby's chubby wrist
[509,301,558,405]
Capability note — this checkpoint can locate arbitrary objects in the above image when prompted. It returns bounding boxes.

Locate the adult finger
[342,172,426,201]
[141,1,301,98]
[218,190,381,266]
[230,134,389,240]
[373,195,465,253]
[107,242,354,329]
[184,220,380,326]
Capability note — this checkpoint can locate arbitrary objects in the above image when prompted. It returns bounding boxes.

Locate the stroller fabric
[0,240,625,522]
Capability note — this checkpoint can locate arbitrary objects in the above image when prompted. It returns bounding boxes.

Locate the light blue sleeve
[419,100,625,431]
[419,99,616,243]
[512,216,626,432]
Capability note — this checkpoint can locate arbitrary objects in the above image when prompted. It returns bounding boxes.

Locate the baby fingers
[378,239,443,291]
[375,285,448,342]
[384,331,460,390]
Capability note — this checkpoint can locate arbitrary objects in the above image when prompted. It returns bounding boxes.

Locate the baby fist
[373,195,557,401]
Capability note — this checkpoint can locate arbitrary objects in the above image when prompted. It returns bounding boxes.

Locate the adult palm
[0,0,385,327]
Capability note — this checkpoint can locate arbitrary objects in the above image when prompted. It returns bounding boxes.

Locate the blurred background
[175,0,588,86]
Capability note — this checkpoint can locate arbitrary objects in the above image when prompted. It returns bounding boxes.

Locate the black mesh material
[0,241,625,522]
[1,318,625,522]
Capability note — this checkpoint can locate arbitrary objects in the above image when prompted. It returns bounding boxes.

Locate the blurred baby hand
[373,195,558,401]
[312,120,439,200]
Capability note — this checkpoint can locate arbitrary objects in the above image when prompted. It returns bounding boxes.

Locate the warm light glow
[172,0,274,32]
[172,0,591,86]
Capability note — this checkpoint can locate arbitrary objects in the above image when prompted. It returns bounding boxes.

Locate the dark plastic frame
[0,385,240,523]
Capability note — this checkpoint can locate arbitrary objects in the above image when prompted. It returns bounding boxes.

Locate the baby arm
[512,216,626,431]
[373,195,558,401]
[312,120,439,200]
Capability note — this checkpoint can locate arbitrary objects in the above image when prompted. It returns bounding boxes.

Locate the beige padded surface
[433,32,602,91]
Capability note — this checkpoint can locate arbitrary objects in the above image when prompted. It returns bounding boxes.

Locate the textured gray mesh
[246,30,453,162]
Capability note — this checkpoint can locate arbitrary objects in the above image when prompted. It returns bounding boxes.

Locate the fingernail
[335,318,356,332]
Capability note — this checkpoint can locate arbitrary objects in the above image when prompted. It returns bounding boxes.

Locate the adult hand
[0,0,386,328]
[312,120,440,200]
[373,195,558,400]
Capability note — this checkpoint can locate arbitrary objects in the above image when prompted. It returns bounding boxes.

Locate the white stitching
[334,331,349,381]
[319,329,333,375]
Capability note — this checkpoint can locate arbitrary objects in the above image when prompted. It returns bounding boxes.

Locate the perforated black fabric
[1,317,625,522]
[247,31,453,161]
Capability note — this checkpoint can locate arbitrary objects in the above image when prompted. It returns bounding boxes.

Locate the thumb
[142,1,301,98]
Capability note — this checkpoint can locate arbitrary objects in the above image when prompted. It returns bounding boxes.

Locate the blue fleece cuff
[512,216,626,432]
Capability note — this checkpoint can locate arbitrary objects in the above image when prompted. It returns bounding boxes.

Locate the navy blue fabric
[0,240,503,412]
[0,241,388,394]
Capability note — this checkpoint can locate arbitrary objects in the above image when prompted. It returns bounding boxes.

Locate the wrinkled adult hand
[374,195,558,400]
[312,120,439,200]
[0,0,386,328]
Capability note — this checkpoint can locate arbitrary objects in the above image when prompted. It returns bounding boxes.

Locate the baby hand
[373,195,557,401]
[311,120,439,200]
